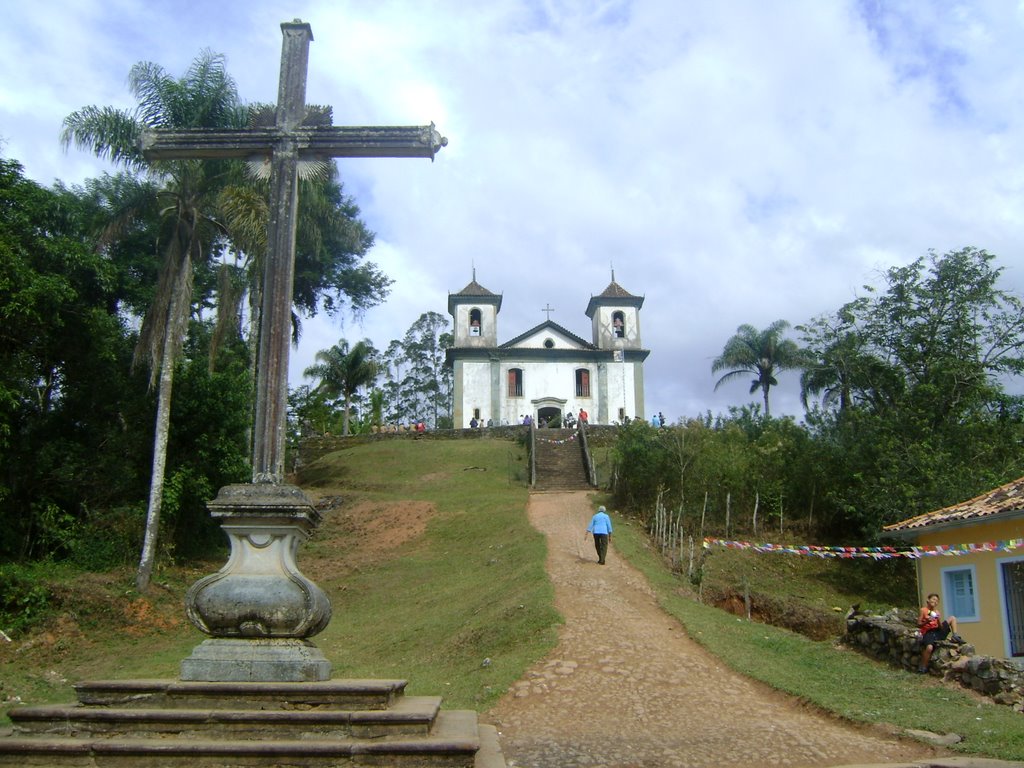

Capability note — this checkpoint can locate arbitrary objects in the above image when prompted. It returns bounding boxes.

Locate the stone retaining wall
[844,608,1024,712]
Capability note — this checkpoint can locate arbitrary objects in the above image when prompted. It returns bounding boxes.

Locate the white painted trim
[997,554,1024,659]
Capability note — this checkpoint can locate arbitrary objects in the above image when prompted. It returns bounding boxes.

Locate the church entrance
[537,406,561,428]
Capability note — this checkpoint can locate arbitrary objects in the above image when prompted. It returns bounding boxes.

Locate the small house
[883,476,1024,660]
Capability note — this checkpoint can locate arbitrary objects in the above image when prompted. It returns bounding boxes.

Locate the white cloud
[3,0,1024,424]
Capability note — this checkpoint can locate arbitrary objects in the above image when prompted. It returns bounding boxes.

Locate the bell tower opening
[612,310,625,338]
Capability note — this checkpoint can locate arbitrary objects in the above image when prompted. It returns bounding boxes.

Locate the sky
[3,0,1024,422]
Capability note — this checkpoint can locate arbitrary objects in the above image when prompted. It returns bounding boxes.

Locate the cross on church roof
[541,303,555,320]
[141,20,446,483]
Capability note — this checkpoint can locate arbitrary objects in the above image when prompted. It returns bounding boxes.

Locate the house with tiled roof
[445,271,650,428]
[883,476,1024,659]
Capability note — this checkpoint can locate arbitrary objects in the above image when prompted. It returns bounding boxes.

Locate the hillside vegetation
[3,437,1023,761]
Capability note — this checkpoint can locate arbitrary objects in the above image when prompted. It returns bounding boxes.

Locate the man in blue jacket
[586,505,613,565]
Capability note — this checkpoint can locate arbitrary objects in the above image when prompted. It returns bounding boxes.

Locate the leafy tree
[712,320,803,417]
[801,248,1024,538]
[62,50,389,589]
[375,313,453,429]
[400,312,453,428]
[0,159,152,562]
[303,339,379,436]
[62,51,248,590]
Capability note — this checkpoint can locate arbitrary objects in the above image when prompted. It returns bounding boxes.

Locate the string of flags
[703,537,1024,559]
[536,434,578,445]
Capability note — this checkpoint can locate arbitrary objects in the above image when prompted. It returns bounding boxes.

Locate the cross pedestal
[141,20,445,682]
[180,484,332,681]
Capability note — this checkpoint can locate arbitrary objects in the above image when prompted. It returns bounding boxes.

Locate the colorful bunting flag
[702,537,1024,559]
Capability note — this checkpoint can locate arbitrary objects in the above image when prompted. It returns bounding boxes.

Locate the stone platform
[0,679,504,767]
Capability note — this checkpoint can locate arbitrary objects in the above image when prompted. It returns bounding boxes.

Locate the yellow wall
[915,518,1024,658]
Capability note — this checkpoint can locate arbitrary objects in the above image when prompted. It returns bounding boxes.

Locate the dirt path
[485,491,941,768]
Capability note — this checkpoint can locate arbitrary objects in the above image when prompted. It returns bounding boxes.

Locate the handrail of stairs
[528,419,537,487]
[578,420,597,487]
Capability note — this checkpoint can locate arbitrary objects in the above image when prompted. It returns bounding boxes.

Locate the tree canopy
[711,320,803,417]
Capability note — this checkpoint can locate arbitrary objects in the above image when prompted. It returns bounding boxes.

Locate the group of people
[371,421,426,433]
[650,411,667,428]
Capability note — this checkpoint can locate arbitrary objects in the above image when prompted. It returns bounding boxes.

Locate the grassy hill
[2,435,1022,760]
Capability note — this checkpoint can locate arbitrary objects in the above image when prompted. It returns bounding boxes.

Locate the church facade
[445,273,650,427]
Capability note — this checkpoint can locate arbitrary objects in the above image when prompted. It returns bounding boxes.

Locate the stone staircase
[0,678,504,767]
[532,429,590,490]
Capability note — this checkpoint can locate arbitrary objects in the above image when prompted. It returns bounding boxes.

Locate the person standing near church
[586,505,613,564]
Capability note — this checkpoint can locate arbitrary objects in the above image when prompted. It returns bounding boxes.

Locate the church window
[575,368,591,398]
[544,338,555,349]
[469,308,482,336]
[507,368,523,397]
[612,311,625,338]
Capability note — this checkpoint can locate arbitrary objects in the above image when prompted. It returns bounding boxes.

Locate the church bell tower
[585,270,644,350]
[448,270,502,348]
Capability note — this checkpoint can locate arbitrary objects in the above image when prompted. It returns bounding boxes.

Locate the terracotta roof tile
[453,279,497,297]
[883,475,1024,532]
[597,280,637,299]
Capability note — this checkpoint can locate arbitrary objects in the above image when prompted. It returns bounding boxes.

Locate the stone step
[73,678,406,710]
[0,709,482,767]
[10,695,442,740]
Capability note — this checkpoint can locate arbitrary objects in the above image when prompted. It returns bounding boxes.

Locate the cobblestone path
[484,491,942,768]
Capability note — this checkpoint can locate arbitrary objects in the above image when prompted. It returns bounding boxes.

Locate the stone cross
[541,303,555,321]
[142,20,446,484]
[138,20,445,680]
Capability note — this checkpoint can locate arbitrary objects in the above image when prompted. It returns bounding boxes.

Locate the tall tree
[62,51,247,591]
[62,49,390,588]
[711,320,803,417]
[0,159,148,560]
[400,312,453,428]
[800,248,1024,538]
[797,306,902,414]
[303,339,379,436]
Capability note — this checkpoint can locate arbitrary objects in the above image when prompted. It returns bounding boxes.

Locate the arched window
[469,308,482,336]
[575,368,591,398]
[507,368,523,397]
[612,311,625,338]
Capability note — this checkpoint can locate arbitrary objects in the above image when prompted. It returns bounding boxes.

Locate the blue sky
[2,0,1023,421]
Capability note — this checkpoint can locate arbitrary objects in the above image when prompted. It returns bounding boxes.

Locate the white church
[445,272,650,428]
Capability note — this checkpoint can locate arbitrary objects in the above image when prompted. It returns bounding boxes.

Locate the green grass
[4,436,1024,762]
[610,511,1024,762]
[295,437,560,711]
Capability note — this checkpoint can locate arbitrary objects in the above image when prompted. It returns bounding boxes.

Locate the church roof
[597,280,638,299]
[501,320,597,351]
[448,277,502,314]
[585,278,644,317]
[454,279,498,297]
[883,475,1024,538]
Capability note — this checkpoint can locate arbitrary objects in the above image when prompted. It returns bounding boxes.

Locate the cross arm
[141,124,448,161]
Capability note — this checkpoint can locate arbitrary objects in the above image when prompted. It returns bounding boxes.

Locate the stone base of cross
[143,20,446,682]
[180,483,331,681]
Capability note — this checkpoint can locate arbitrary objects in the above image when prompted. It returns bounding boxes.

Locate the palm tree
[797,310,904,415]
[712,320,803,418]
[304,339,379,436]
[62,51,246,591]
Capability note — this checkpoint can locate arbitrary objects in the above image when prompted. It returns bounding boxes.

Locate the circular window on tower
[543,338,555,349]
